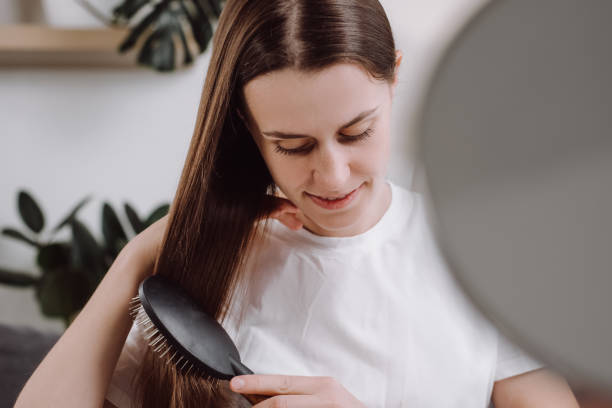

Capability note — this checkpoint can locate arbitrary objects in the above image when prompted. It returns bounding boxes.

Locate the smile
[305,183,363,210]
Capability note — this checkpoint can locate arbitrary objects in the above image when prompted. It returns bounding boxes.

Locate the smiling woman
[14,1,579,407]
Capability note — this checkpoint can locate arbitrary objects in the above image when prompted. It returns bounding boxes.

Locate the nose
[311,143,351,192]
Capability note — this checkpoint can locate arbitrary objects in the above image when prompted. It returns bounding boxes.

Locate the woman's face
[243,59,400,237]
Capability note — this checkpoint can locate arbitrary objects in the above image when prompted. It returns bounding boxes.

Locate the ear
[392,50,403,91]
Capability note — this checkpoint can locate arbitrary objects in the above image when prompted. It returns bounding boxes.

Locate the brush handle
[229,355,254,376]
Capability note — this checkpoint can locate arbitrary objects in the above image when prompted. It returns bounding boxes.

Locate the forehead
[243,63,387,132]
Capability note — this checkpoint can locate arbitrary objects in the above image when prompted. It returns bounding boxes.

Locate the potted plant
[78,0,225,71]
[0,190,169,327]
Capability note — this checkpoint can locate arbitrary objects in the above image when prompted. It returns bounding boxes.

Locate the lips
[305,183,363,210]
[313,191,352,200]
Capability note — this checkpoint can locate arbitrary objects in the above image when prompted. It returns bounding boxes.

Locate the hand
[264,196,304,231]
[230,374,366,407]
[120,194,300,282]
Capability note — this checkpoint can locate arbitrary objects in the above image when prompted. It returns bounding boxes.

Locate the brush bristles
[129,296,206,378]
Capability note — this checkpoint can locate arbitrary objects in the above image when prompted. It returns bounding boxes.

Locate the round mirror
[417,0,612,394]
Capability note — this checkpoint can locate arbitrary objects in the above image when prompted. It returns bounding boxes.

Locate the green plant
[78,0,225,72]
[0,190,169,328]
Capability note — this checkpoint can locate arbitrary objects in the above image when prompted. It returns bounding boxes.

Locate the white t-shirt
[106,181,543,407]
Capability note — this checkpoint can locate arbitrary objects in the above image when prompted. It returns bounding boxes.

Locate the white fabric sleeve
[106,321,147,408]
[494,330,546,382]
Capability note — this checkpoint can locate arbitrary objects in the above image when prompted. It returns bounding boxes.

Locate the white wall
[0,56,211,332]
[0,0,484,333]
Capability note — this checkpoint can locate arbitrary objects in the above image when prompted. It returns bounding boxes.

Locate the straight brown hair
[132,0,397,406]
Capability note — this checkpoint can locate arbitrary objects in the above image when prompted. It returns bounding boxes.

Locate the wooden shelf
[0,24,137,67]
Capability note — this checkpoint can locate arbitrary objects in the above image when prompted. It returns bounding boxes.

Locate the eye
[273,142,316,156]
[273,128,374,156]
[339,128,374,142]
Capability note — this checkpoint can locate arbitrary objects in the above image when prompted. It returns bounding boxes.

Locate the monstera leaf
[112,0,224,71]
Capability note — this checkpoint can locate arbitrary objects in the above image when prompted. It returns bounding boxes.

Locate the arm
[492,368,579,408]
[14,217,167,408]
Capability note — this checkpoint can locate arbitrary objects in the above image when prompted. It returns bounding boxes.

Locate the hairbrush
[129,274,267,404]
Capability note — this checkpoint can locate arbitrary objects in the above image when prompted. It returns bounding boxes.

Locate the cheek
[375,115,393,169]
[357,127,391,175]
[355,143,389,176]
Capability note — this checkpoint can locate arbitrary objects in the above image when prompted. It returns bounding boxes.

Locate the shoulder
[494,331,546,382]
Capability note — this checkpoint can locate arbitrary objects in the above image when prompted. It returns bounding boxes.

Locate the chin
[307,211,361,234]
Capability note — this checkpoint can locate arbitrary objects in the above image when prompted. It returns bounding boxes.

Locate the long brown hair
[132,0,397,406]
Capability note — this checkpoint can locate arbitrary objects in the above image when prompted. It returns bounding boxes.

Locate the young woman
[16,0,580,407]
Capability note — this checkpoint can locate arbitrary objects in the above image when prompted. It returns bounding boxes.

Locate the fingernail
[231,377,245,390]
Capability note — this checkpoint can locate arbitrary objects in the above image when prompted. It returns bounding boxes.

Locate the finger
[244,394,270,405]
[274,211,303,230]
[253,395,323,408]
[264,196,303,230]
[230,375,333,396]
[269,198,298,216]
[261,195,296,217]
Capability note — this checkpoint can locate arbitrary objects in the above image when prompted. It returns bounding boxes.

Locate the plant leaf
[70,219,102,269]
[18,191,45,233]
[124,203,145,234]
[53,195,91,233]
[70,220,107,287]
[1,228,40,248]
[35,268,91,320]
[102,203,128,258]
[205,0,222,18]
[170,7,194,65]
[145,204,170,227]
[137,22,177,72]
[118,0,169,53]
[37,243,72,271]
[112,0,151,23]
[183,0,213,53]
[0,268,38,287]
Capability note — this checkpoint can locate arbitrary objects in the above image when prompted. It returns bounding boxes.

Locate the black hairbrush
[129,274,267,404]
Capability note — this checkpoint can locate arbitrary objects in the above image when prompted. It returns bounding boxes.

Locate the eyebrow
[261,106,380,140]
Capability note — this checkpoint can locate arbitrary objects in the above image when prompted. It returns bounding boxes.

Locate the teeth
[309,187,357,201]
[316,192,349,200]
